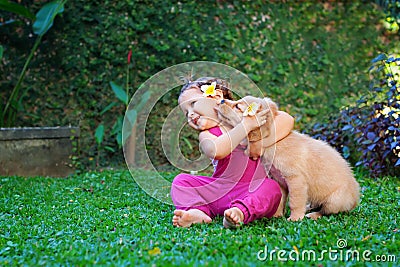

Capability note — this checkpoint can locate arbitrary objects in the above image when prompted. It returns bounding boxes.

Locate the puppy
[217,96,360,221]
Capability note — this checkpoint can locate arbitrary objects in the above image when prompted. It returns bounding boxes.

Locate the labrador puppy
[217,96,360,221]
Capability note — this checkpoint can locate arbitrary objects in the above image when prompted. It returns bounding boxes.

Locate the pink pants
[171,173,282,224]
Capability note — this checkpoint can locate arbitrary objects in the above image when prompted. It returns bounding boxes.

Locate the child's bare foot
[223,207,244,228]
[172,209,212,228]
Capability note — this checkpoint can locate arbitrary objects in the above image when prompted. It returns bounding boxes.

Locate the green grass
[0,169,398,266]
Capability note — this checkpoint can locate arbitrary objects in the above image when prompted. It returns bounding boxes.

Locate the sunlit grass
[0,169,398,266]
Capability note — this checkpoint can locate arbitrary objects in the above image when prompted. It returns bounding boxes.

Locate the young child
[171,77,294,228]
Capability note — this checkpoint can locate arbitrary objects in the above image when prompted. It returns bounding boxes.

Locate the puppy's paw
[272,211,284,218]
[272,205,285,218]
[287,214,305,221]
[305,212,323,220]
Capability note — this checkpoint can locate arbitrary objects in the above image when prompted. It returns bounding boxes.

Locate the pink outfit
[171,126,282,224]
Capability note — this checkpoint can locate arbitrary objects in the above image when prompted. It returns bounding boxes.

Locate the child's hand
[240,110,268,133]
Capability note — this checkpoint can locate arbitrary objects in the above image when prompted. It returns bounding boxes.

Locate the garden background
[0,1,399,266]
[1,0,398,172]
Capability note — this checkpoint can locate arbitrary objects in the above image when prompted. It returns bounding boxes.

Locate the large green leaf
[111,116,123,147]
[100,102,118,116]
[122,109,137,145]
[95,124,105,145]
[33,1,65,36]
[110,81,128,104]
[136,91,151,111]
[0,0,35,20]
[0,45,3,60]
[126,109,137,126]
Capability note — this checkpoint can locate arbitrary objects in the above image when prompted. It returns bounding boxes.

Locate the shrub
[308,53,400,177]
[1,1,398,168]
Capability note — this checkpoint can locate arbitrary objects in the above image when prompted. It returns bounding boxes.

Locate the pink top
[208,126,267,184]
[171,126,282,221]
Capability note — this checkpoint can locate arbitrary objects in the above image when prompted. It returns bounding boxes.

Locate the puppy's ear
[263,98,279,116]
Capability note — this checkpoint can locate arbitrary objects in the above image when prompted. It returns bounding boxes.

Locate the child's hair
[180,77,234,100]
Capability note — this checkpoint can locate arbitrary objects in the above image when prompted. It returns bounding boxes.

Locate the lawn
[0,169,398,266]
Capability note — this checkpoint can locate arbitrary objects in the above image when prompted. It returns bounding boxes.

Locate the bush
[308,53,400,177]
[1,1,398,169]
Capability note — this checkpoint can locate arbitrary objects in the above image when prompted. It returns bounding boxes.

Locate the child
[171,77,294,228]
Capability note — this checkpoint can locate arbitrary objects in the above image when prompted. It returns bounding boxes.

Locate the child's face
[178,88,221,131]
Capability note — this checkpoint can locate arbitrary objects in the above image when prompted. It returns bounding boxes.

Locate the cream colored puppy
[217,96,360,221]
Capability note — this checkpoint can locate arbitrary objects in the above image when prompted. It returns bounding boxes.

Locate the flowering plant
[308,53,399,177]
[1,0,66,127]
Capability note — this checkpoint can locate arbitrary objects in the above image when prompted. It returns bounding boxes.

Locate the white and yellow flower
[200,82,217,97]
[243,102,260,116]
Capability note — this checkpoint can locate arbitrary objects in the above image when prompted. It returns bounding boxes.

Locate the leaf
[6,241,17,247]
[95,124,105,145]
[395,158,400,167]
[367,65,376,72]
[376,65,385,72]
[122,120,132,146]
[182,137,193,151]
[33,1,65,36]
[148,247,161,256]
[116,131,122,147]
[110,81,128,104]
[104,146,115,152]
[367,144,376,151]
[366,132,376,140]
[122,109,137,145]
[125,109,137,126]
[342,125,353,131]
[136,91,151,111]
[0,0,35,20]
[361,140,372,145]
[55,230,64,236]
[342,146,350,159]
[371,54,387,63]
[111,117,123,148]
[0,45,3,60]
[391,141,398,150]
[111,116,123,135]
[100,102,118,116]
[386,57,395,63]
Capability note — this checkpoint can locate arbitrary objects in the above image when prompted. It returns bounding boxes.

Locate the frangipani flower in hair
[243,102,260,116]
[200,82,217,97]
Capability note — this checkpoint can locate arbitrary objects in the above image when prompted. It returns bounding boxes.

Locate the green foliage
[376,0,400,34]
[377,0,400,21]
[0,1,398,168]
[94,123,104,145]
[107,75,151,149]
[0,0,35,20]
[308,53,400,177]
[1,0,66,127]
[32,1,65,36]
[110,81,128,105]
[0,170,398,266]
